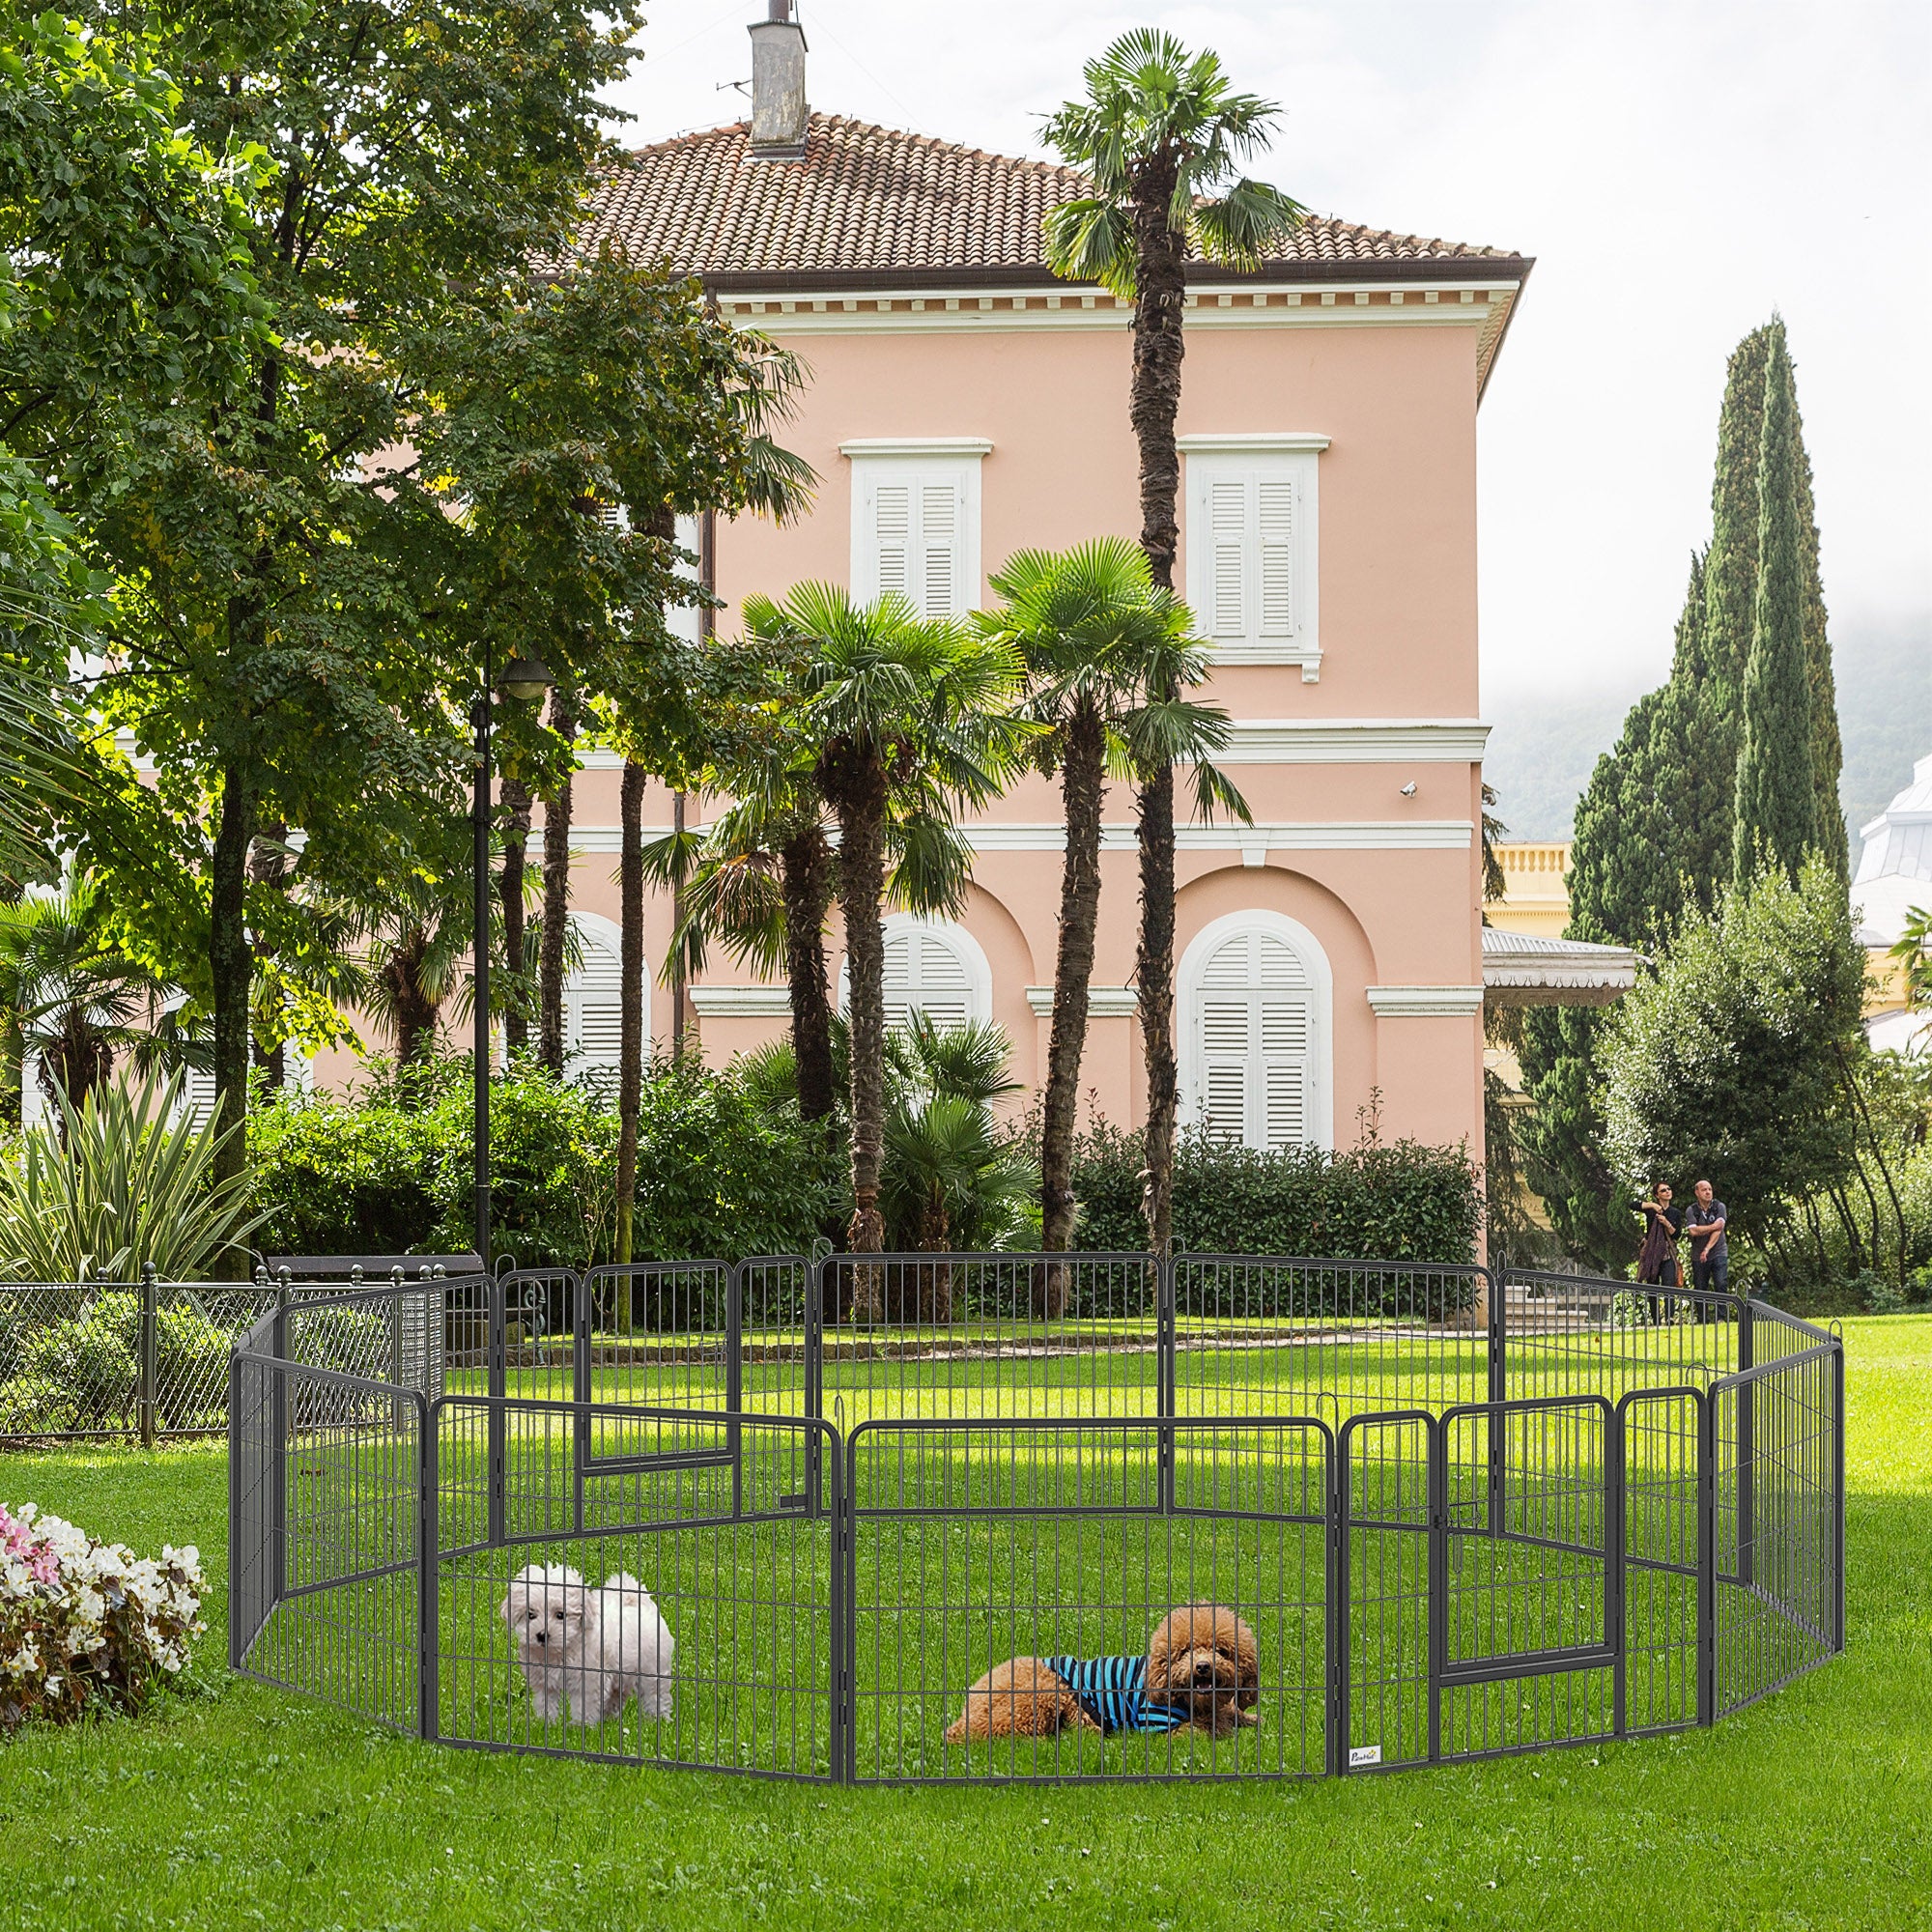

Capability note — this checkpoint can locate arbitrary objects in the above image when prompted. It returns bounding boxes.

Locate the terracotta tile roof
[582,114,1521,283]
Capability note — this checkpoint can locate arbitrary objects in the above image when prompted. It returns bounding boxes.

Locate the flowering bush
[0,1502,205,1728]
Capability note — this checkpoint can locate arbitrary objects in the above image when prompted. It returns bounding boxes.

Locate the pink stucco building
[549,16,1534,1168]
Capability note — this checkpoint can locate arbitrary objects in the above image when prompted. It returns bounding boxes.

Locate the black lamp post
[472,652,554,1267]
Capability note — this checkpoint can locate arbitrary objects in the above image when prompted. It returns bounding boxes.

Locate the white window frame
[1179,433,1327,679]
[838,912,993,1031]
[842,439,990,618]
[1178,909,1334,1151]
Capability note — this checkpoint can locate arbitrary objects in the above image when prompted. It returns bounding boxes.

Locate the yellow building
[1485,841,1574,938]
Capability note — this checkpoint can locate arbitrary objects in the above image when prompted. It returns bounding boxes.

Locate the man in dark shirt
[1684,1179,1728,1302]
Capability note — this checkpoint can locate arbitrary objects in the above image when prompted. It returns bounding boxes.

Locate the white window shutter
[181,1066,218,1128]
[568,932,623,1072]
[1258,480,1296,639]
[919,482,959,616]
[1209,480,1248,638]
[874,484,912,602]
[883,927,974,1030]
[1196,929,1315,1151]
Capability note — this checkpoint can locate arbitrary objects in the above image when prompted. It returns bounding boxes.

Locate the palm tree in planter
[741,585,1030,1274]
[978,539,1245,1264]
[1042,31,1305,1255]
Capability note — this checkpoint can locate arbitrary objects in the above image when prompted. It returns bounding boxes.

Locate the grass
[1,1316,1927,1930]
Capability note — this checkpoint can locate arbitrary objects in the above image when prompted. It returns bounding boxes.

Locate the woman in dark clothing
[1636,1182,1683,1321]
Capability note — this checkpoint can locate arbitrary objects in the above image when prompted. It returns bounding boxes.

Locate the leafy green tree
[976,539,1242,1252]
[1732,327,1818,888]
[1042,30,1304,1255]
[48,0,641,1249]
[1600,857,1865,1254]
[741,586,1028,1260]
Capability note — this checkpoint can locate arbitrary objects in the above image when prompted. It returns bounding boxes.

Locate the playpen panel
[846,1418,1329,1783]
[1338,1411,1433,1773]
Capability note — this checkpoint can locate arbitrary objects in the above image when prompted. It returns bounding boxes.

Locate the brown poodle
[943,1604,1261,1745]
[1144,1603,1261,1737]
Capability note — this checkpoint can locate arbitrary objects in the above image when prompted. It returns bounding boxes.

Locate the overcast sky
[604,1,1932,706]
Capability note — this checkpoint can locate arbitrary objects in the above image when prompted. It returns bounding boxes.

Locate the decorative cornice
[1024,985,1138,1019]
[1219,719,1491,764]
[689,985,790,1016]
[839,437,993,458]
[562,817,1473,857]
[718,281,1517,342]
[1177,433,1331,454]
[1366,985,1486,1017]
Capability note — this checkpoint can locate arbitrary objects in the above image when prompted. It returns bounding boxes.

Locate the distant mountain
[1482,617,1930,849]
[1836,618,1932,846]
[1479,682,1644,841]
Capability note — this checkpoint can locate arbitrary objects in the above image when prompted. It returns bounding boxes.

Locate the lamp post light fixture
[472,652,554,1267]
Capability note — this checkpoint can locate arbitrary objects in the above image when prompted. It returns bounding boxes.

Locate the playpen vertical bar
[1157,1248,1177,1516]
[1735,1306,1754,1589]
[571,1271,590,1504]
[270,1287,289,1605]
[1486,1264,1507,1530]
[1327,1426,1349,1776]
[806,1256,825,1519]
[137,1264,157,1449]
[1607,1401,1628,1739]
[1696,1390,1717,1727]
[834,1422,854,1785]
[487,1274,506,1548]
[1426,1413,1445,1765]
[1832,1337,1846,1653]
[418,1394,439,1743]
[226,1346,243,1671]
[726,1264,745,1520]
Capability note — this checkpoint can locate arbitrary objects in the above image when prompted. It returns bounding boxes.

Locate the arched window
[1179,912,1332,1151]
[841,915,992,1031]
[565,913,624,1077]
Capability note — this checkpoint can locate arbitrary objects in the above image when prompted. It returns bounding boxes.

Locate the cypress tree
[1732,326,1817,887]
[1786,344,1849,877]
[1699,325,1773,696]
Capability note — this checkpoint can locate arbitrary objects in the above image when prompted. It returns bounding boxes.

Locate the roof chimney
[749,2,809,158]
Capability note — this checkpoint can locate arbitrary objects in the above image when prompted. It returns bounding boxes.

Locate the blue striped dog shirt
[1044,1655,1188,1734]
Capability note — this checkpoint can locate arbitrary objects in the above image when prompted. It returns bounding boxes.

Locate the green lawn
[2,1317,1927,1931]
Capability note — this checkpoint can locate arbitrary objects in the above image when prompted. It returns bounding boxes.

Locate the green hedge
[1071,1122,1485,1266]
[250,1063,845,1268]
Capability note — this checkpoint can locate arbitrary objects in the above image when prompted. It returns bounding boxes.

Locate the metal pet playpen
[224,1253,1843,1785]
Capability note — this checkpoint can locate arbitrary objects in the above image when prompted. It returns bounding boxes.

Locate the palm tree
[978,539,1244,1254]
[0,873,165,1121]
[1042,31,1305,1255]
[742,585,1029,1261]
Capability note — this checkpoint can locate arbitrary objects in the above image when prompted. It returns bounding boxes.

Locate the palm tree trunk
[1129,164,1188,1258]
[837,764,891,1267]
[538,687,579,1076]
[209,762,254,1276]
[614,758,646,1269]
[499,776,532,1058]
[670,789,689,1061]
[781,823,838,1124]
[1040,699,1107,1275]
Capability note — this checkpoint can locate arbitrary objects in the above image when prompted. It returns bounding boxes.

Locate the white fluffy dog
[500,1563,674,1726]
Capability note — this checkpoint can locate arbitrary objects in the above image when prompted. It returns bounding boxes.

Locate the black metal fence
[225,1251,1845,1785]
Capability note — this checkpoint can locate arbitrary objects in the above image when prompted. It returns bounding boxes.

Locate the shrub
[1071,1122,1484,1267]
[0,1076,266,1281]
[251,1061,846,1267]
[248,1094,441,1257]
[0,1502,205,1729]
[16,1293,138,1430]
